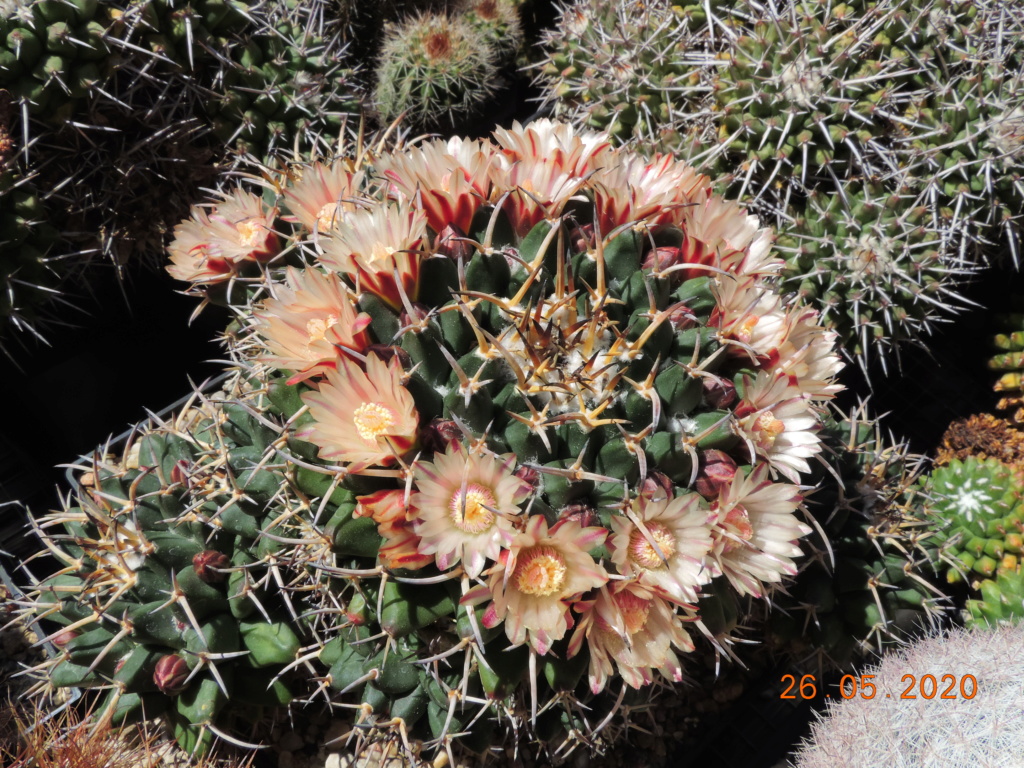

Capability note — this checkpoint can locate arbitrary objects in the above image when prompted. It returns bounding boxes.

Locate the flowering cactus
[51,119,843,759]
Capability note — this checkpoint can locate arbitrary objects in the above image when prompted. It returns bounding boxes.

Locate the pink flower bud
[570,223,595,252]
[399,302,431,328]
[702,377,737,409]
[639,471,674,503]
[695,450,738,499]
[513,465,540,489]
[643,246,683,272]
[668,303,697,331]
[154,654,190,695]
[51,629,79,648]
[193,551,230,583]
[559,502,598,528]
[435,223,474,261]
[170,460,192,488]
[420,418,462,454]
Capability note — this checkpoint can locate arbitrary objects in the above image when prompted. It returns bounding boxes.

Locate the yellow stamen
[719,505,754,554]
[235,218,265,247]
[315,203,341,232]
[514,546,568,596]
[449,484,496,534]
[306,314,339,344]
[628,522,677,570]
[616,591,651,635]
[353,402,396,444]
[754,411,785,448]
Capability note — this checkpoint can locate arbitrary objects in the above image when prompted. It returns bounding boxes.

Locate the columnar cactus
[147,119,844,759]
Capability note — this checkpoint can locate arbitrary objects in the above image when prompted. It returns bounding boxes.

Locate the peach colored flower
[298,353,419,470]
[470,516,608,654]
[707,463,808,597]
[569,581,694,693]
[354,489,432,570]
[377,136,497,234]
[410,442,531,578]
[676,194,779,280]
[167,188,279,284]
[319,203,427,310]
[283,162,365,234]
[609,492,714,603]
[254,267,372,383]
[710,275,789,364]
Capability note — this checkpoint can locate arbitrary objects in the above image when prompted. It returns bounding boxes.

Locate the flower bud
[559,503,598,528]
[668,303,697,331]
[513,465,540,489]
[695,450,738,499]
[702,377,737,409]
[435,223,474,261]
[570,223,595,252]
[638,471,674,503]
[642,246,682,272]
[51,629,79,648]
[154,654,190,695]
[170,459,192,488]
[399,302,431,329]
[420,418,462,454]
[193,550,230,583]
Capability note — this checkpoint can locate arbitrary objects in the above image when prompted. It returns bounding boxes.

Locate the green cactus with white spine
[917,456,1024,583]
[965,568,1024,628]
[29,374,306,755]
[146,119,844,759]
[533,0,1023,373]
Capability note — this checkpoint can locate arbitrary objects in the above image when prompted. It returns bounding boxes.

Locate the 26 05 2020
[780,674,978,700]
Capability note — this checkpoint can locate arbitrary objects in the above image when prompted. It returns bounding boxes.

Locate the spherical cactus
[792,625,1024,768]
[534,0,705,147]
[160,119,845,759]
[965,568,1024,629]
[775,178,974,372]
[918,456,1024,584]
[29,376,305,756]
[764,403,949,669]
[991,311,1024,423]
[373,12,499,130]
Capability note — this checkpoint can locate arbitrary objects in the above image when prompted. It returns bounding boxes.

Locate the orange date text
[779,673,977,700]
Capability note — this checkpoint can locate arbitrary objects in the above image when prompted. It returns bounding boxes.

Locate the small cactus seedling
[158,119,844,760]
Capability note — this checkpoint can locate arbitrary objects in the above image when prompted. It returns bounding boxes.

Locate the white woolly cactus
[792,625,1024,768]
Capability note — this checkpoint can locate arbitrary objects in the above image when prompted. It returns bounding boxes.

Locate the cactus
[791,625,1024,768]
[990,312,1024,423]
[533,0,1018,373]
[964,568,1024,628]
[0,0,362,353]
[27,374,306,756]
[372,11,500,131]
[775,178,974,372]
[764,404,949,670]
[917,456,1024,584]
[153,119,844,759]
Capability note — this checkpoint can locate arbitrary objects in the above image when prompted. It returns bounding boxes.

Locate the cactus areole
[36,120,843,760]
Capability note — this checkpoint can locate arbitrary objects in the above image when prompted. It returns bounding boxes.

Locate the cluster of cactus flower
[130,120,844,756]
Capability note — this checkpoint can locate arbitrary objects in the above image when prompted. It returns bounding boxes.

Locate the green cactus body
[765,405,949,670]
[373,12,498,130]
[146,118,844,759]
[919,456,1024,583]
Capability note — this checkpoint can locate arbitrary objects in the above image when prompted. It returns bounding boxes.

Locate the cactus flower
[708,463,807,597]
[299,353,419,469]
[283,162,364,234]
[472,516,609,654]
[610,492,714,603]
[319,203,426,310]
[254,267,372,383]
[410,442,531,578]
